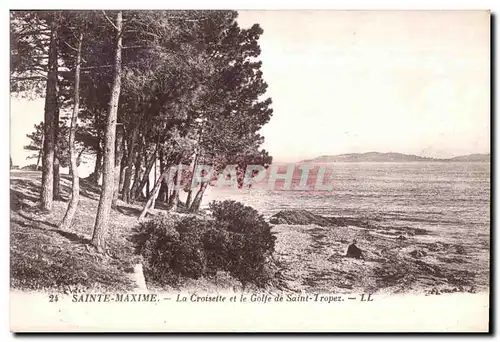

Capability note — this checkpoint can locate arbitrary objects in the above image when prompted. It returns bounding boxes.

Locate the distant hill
[447,154,490,162]
[300,152,490,163]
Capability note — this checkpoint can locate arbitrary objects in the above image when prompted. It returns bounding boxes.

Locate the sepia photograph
[9,9,490,332]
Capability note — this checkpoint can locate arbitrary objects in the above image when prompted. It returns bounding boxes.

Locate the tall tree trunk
[92,11,123,253]
[60,32,83,231]
[53,106,61,200]
[112,124,124,209]
[40,21,58,212]
[189,181,209,212]
[121,124,138,202]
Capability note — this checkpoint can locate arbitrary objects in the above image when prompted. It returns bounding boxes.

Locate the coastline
[270,222,489,296]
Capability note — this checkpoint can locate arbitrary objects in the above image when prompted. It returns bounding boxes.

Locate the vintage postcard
[9,9,490,332]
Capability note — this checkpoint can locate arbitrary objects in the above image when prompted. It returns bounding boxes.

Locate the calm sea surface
[201,162,490,243]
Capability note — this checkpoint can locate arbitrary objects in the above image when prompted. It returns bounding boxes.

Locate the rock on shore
[269,209,369,227]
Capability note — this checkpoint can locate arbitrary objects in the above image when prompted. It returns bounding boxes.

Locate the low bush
[209,200,276,284]
[135,200,277,287]
[134,215,181,283]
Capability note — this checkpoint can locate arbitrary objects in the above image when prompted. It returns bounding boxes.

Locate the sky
[237,10,490,162]
[10,10,490,168]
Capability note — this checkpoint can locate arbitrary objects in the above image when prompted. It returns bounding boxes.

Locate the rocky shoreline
[267,210,488,295]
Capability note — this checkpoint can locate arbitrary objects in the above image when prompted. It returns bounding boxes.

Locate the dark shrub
[171,217,212,279]
[136,200,277,287]
[210,200,264,234]
[202,228,231,274]
[134,215,181,283]
[136,215,215,282]
[209,200,276,285]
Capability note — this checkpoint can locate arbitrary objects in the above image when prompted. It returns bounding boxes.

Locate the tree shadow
[10,173,104,205]
[10,179,41,205]
[79,177,102,201]
[10,189,38,212]
[14,211,58,229]
[10,177,71,208]
[115,205,141,217]
[11,217,90,245]
[152,201,169,210]
[53,229,89,244]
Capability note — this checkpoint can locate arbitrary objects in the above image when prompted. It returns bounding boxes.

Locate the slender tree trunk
[36,150,42,170]
[93,143,103,184]
[169,189,179,211]
[129,146,144,204]
[162,184,169,205]
[119,151,126,193]
[112,124,124,209]
[189,181,209,212]
[185,151,200,208]
[36,133,44,169]
[154,151,157,185]
[92,11,123,253]
[158,150,168,203]
[121,124,138,202]
[40,21,59,211]
[118,133,127,192]
[185,123,204,209]
[60,32,83,231]
[134,142,158,201]
[77,147,86,164]
[185,189,193,208]
[169,161,182,212]
[138,169,169,221]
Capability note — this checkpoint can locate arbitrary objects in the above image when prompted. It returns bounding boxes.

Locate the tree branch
[102,10,119,31]
[63,40,78,52]
[11,75,47,81]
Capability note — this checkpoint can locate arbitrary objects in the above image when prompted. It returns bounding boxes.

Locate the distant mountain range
[300,152,491,163]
